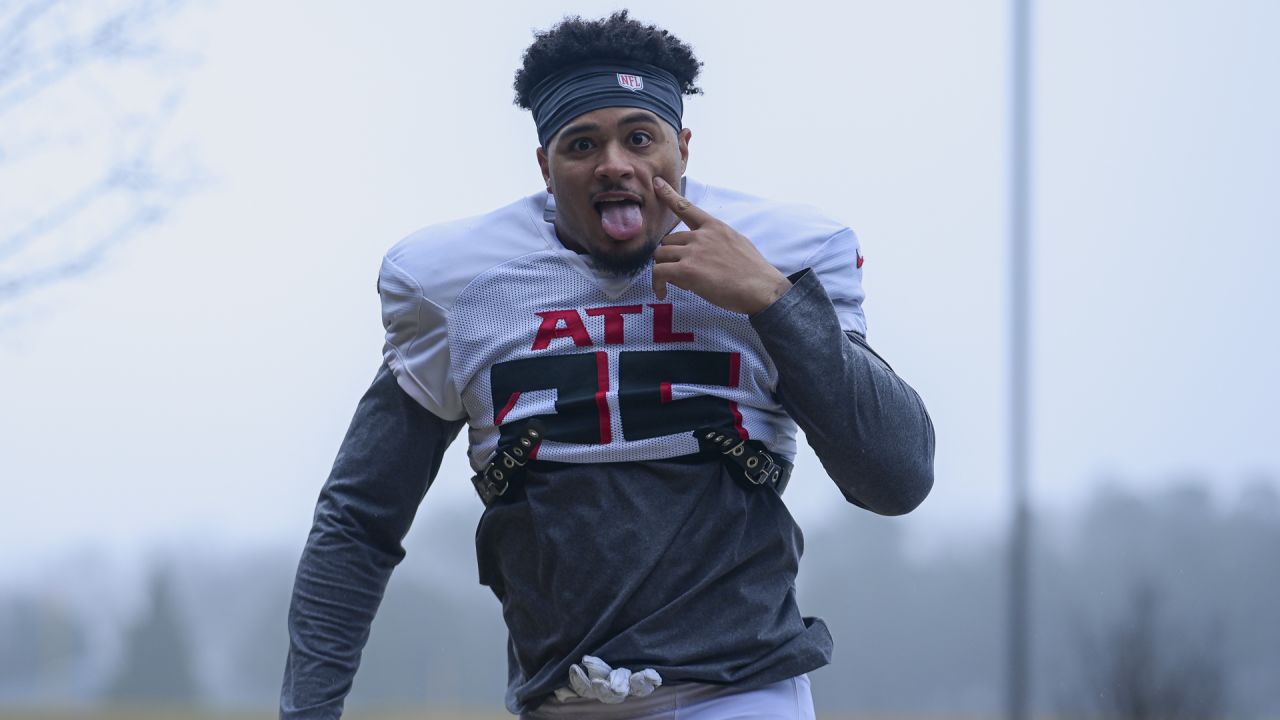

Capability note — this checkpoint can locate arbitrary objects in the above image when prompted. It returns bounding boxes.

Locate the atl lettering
[531,303,695,351]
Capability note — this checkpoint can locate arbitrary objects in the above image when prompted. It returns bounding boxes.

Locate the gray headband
[529,63,684,148]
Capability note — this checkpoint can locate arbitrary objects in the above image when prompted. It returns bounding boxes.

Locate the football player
[282,11,935,719]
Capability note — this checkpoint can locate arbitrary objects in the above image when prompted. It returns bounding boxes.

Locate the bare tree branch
[0,0,202,309]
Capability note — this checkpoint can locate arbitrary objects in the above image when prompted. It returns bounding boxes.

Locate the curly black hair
[513,10,702,109]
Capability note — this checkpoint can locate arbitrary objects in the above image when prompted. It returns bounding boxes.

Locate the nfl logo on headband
[617,73,644,92]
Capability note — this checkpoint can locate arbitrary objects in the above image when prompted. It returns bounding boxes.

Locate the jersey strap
[471,423,543,505]
[694,427,792,494]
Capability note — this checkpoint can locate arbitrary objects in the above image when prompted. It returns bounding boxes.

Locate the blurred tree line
[802,476,1279,719]
[2,476,1276,718]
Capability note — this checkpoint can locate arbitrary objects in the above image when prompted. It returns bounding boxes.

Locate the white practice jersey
[378,178,866,472]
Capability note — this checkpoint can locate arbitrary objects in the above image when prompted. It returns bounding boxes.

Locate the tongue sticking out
[600,202,643,241]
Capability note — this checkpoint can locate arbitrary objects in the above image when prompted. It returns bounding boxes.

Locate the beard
[586,234,662,278]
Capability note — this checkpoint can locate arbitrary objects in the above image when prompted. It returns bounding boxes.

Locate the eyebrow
[557,111,661,140]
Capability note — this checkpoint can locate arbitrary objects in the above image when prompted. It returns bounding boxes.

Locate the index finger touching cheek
[653,176,714,230]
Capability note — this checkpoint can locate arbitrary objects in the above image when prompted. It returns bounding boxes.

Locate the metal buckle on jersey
[694,428,790,493]
[472,425,542,505]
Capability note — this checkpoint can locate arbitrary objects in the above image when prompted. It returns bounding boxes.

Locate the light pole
[1007,0,1034,718]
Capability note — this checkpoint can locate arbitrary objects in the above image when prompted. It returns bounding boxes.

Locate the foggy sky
[2,0,1277,585]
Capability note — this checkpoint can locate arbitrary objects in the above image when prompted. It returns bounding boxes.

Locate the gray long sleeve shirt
[281,268,934,717]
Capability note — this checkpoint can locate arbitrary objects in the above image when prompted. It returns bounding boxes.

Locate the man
[282,11,934,719]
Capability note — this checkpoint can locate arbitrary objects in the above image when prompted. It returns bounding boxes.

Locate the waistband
[521,674,812,719]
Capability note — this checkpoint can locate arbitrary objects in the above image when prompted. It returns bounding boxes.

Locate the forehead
[554,107,666,140]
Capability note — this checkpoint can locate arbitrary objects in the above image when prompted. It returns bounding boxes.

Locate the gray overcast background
[2,0,1277,593]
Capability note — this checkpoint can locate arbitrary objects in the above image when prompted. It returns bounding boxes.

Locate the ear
[536,146,552,192]
[678,128,692,175]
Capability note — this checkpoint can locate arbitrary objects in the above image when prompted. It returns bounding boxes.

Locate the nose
[594,141,635,183]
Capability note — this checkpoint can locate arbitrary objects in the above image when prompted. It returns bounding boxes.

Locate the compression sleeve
[280,364,464,719]
[749,269,935,515]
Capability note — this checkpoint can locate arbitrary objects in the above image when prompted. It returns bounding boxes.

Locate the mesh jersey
[379,178,866,468]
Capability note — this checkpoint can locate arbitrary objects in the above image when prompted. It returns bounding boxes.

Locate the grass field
[0,712,1015,720]
[37,708,1272,720]
[0,707,1018,712]
[0,713,512,720]
[0,713,905,720]
[0,713,508,720]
